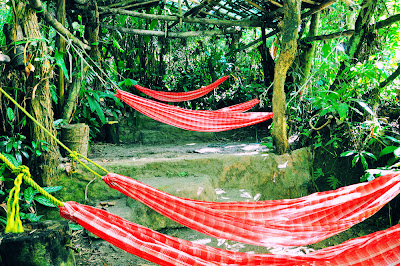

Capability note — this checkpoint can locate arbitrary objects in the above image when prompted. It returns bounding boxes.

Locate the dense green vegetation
[0,0,400,227]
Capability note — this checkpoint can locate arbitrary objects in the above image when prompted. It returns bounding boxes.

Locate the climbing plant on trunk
[17,3,60,185]
[272,0,301,154]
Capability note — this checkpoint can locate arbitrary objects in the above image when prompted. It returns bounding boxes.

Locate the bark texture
[19,4,60,185]
[272,0,300,154]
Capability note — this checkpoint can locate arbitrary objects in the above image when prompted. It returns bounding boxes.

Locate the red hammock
[102,172,400,247]
[133,75,229,102]
[115,89,272,132]
[60,201,400,265]
[216,98,260,113]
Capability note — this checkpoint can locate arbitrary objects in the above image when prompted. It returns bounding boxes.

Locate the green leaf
[383,136,400,144]
[0,216,7,225]
[3,153,19,166]
[379,146,398,157]
[340,150,357,157]
[34,195,57,207]
[322,43,331,57]
[86,95,106,124]
[42,186,63,193]
[24,213,42,222]
[6,107,15,121]
[124,79,137,86]
[360,155,368,169]
[149,19,158,30]
[24,187,35,203]
[112,39,124,52]
[363,152,377,161]
[336,103,349,119]
[352,154,360,167]
[144,35,151,44]
[69,223,84,231]
[358,101,374,116]
[55,49,70,80]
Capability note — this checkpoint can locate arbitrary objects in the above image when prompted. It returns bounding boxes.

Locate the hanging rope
[0,86,108,178]
[0,153,64,233]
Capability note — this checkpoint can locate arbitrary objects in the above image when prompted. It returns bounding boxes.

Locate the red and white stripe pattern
[115,89,272,132]
[102,172,400,247]
[216,98,260,113]
[59,201,400,265]
[133,75,229,102]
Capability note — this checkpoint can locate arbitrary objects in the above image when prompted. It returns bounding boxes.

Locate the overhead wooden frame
[98,0,338,38]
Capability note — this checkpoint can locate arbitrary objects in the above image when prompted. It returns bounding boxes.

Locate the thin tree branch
[98,6,265,28]
[375,13,400,30]
[380,64,400,89]
[28,0,91,50]
[303,30,354,42]
[101,24,237,38]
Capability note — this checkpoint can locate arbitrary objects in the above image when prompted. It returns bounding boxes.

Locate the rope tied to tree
[0,153,64,233]
[0,86,109,178]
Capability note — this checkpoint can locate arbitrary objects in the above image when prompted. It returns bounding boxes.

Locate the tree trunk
[19,4,60,185]
[272,0,300,154]
[56,0,66,111]
[299,12,320,89]
[331,0,378,90]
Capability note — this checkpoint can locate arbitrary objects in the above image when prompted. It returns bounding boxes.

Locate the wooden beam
[101,24,237,37]
[301,0,337,18]
[106,0,159,9]
[243,0,267,12]
[98,6,266,27]
[302,14,400,42]
[303,30,354,42]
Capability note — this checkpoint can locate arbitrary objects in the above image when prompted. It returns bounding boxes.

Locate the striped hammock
[102,172,400,247]
[133,75,229,102]
[60,201,400,265]
[115,89,272,132]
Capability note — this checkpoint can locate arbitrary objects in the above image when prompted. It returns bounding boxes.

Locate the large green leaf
[6,107,14,121]
[42,186,63,193]
[340,150,357,157]
[34,195,57,207]
[55,49,70,80]
[336,103,349,119]
[86,94,106,124]
[24,187,35,203]
[379,146,398,157]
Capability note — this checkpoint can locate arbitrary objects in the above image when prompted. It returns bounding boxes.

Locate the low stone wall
[49,147,313,230]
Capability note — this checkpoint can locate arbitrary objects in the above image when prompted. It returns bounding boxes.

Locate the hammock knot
[12,165,31,177]
[69,151,79,173]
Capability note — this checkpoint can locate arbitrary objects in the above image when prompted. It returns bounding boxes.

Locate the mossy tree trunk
[272,0,301,154]
[18,4,60,185]
[299,12,320,89]
[56,0,66,112]
[331,0,378,90]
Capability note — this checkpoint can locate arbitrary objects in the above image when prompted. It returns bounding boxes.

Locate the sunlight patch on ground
[195,147,222,153]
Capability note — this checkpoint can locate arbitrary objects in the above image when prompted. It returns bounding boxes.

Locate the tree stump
[60,123,89,157]
[0,220,75,266]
